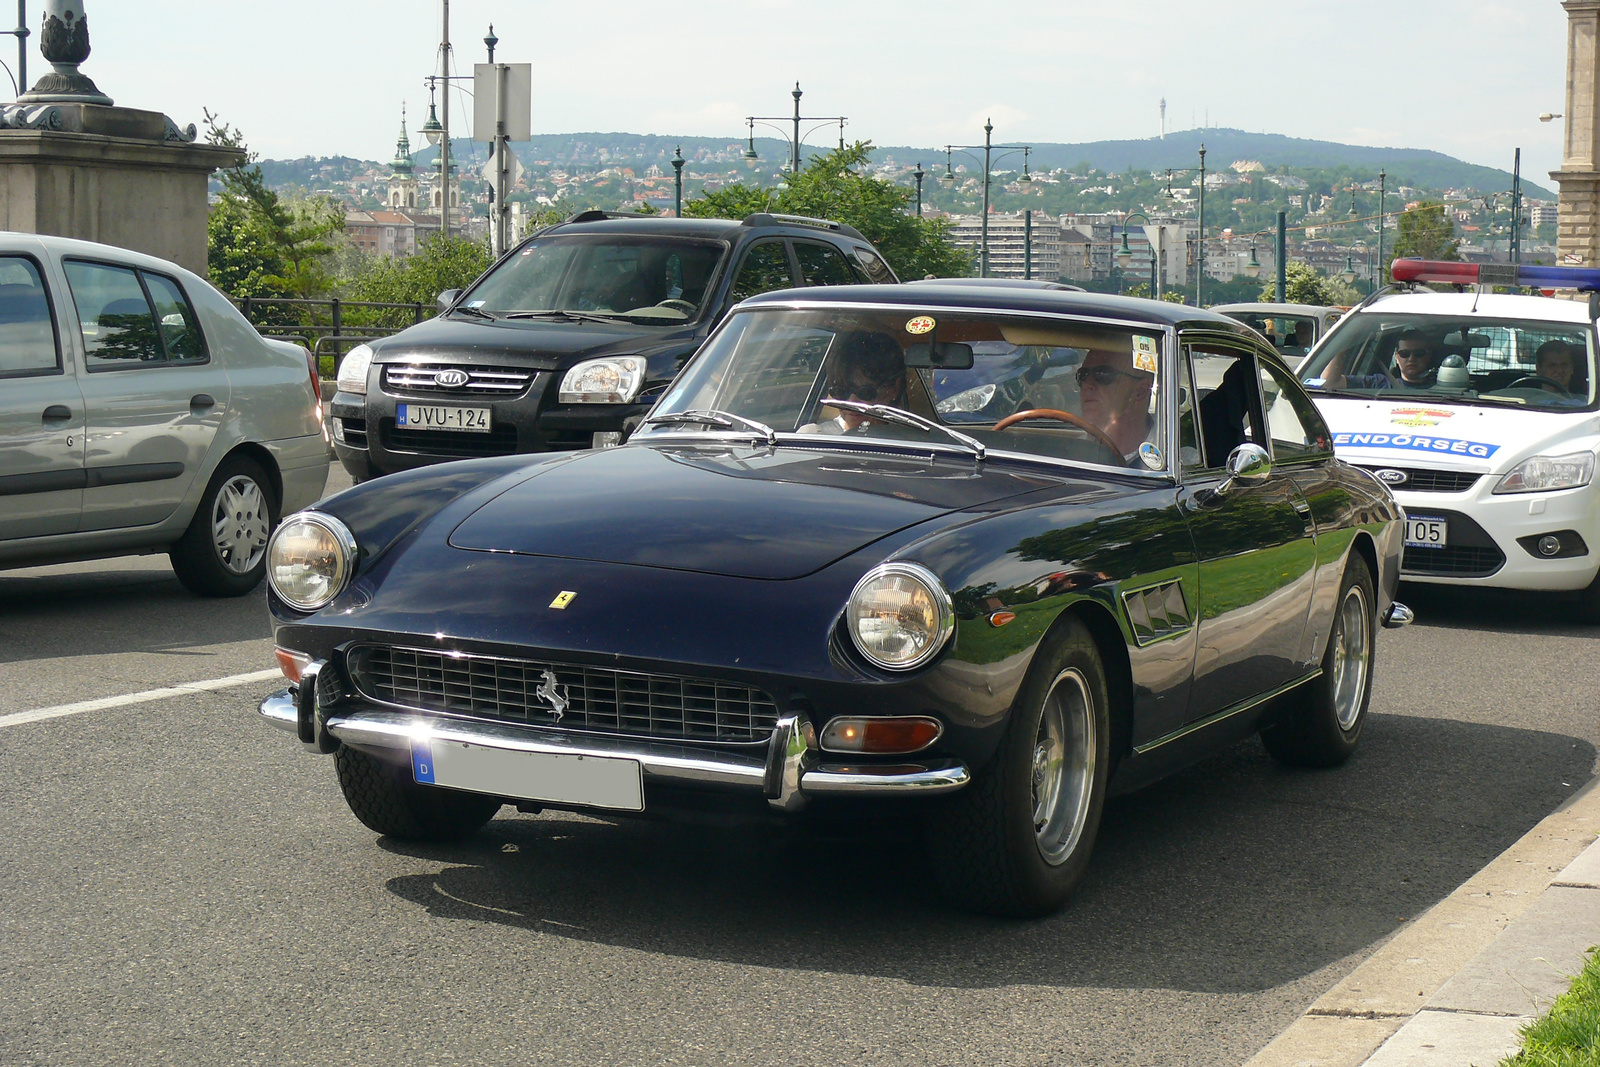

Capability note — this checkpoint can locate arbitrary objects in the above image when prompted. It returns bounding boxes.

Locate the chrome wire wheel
[1032,668,1097,866]
[211,474,271,575]
[1331,582,1371,731]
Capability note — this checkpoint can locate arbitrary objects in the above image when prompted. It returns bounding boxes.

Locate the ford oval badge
[1374,468,1408,486]
[433,368,469,388]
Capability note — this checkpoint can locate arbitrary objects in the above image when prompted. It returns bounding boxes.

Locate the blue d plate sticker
[412,739,435,784]
[1138,441,1164,470]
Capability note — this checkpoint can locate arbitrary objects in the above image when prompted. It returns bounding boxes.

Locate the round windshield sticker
[906,315,936,334]
[1138,441,1164,470]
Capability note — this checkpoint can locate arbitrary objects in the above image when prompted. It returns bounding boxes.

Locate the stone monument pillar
[1555,0,1600,267]
[0,0,242,276]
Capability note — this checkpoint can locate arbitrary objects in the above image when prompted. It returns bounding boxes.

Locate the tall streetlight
[939,120,1032,277]
[0,1,27,96]
[671,146,685,218]
[1376,168,1387,285]
[1196,144,1206,305]
[1115,211,1161,298]
[743,83,847,178]
[912,162,925,218]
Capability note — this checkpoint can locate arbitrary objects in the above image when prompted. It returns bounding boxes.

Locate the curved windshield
[644,307,1169,470]
[1224,310,1321,360]
[463,235,726,324]
[1300,312,1596,411]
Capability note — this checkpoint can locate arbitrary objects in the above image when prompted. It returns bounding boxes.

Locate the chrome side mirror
[436,289,462,315]
[1216,442,1272,496]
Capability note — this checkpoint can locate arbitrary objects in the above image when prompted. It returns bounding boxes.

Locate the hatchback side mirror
[1217,442,1272,496]
[436,289,462,315]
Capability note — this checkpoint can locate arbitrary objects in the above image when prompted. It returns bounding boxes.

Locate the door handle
[42,404,71,422]
[189,393,216,408]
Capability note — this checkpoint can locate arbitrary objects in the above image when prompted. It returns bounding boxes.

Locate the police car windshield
[463,235,725,324]
[1301,312,1597,411]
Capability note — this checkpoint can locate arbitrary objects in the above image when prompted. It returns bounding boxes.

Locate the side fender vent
[1121,579,1192,647]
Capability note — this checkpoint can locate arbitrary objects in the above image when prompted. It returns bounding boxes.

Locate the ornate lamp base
[18,63,112,107]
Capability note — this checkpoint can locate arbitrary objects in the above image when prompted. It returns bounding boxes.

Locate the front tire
[334,745,501,841]
[1261,554,1376,768]
[933,617,1112,918]
[169,454,278,597]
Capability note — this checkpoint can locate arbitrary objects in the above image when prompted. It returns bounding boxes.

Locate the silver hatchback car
[0,234,330,595]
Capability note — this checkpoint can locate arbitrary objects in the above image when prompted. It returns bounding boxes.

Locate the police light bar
[1390,258,1600,291]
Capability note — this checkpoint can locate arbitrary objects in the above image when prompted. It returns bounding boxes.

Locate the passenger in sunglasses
[799,331,908,434]
[1076,348,1156,459]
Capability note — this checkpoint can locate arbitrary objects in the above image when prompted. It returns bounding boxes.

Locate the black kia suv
[328,211,899,479]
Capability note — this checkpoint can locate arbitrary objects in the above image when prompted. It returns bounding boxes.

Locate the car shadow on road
[1399,581,1594,636]
[379,713,1593,994]
[0,566,269,663]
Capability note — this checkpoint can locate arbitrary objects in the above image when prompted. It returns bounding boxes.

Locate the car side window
[852,247,895,283]
[729,240,794,303]
[0,255,59,377]
[1258,358,1332,461]
[793,241,859,286]
[1185,346,1265,472]
[141,272,207,361]
[65,260,165,369]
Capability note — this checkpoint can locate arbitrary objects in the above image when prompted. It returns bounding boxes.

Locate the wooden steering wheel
[992,408,1125,460]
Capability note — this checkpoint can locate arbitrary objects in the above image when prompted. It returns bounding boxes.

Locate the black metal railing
[230,296,432,376]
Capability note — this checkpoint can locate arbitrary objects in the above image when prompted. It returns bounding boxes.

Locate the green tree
[685,141,970,280]
[342,233,492,311]
[204,110,344,300]
[1260,260,1338,305]
[1390,200,1459,266]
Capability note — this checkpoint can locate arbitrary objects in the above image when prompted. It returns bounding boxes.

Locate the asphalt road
[2,470,1596,1066]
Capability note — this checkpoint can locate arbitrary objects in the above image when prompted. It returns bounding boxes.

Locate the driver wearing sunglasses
[1076,348,1156,458]
[798,330,908,434]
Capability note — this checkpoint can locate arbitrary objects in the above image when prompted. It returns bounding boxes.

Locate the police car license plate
[412,738,643,811]
[1404,516,1448,548]
[396,404,491,433]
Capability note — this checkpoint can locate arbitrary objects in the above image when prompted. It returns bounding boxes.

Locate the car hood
[1314,396,1600,472]
[371,313,698,370]
[446,443,1062,579]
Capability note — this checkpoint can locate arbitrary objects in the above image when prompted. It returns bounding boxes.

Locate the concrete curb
[1243,773,1600,1067]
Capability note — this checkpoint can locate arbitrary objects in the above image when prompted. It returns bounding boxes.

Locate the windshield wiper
[449,304,495,321]
[643,409,777,446]
[501,309,625,323]
[822,398,986,460]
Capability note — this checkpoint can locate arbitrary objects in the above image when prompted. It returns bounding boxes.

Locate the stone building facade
[1555,1,1600,266]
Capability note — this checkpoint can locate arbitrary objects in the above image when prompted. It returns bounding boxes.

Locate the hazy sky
[71,1,1568,182]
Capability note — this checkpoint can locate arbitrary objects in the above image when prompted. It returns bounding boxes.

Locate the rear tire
[932,616,1111,918]
[170,454,278,597]
[1261,554,1376,768]
[334,745,501,841]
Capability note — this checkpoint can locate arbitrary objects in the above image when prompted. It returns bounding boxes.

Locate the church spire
[391,104,414,175]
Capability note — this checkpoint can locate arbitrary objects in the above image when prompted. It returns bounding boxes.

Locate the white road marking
[0,668,282,730]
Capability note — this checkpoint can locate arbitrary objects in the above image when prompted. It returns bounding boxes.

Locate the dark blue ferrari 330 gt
[260,283,1410,916]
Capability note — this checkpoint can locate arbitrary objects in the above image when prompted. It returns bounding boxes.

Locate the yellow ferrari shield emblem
[549,591,577,610]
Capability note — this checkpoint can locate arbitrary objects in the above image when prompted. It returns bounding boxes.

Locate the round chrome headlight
[267,512,357,611]
[846,562,955,671]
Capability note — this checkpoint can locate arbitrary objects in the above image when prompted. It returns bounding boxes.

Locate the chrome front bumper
[259,685,969,810]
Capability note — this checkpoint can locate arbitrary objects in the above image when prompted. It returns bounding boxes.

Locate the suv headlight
[846,562,955,671]
[1492,451,1596,494]
[335,343,373,397]
[267,513,357,611]
[936,383,996,414]
[560,356,647,403]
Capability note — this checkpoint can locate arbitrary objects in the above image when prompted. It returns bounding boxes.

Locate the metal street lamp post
[1196,144,1205,305]
[1377,169,1386,286]
[0,1,27,96]
[1115,211,1160,298]
[912,162,925,218]
[743,82,847,178]
[940,120,1032,278]
[672,146,685,218]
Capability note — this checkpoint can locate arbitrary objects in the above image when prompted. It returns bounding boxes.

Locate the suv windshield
[644,307,1168,470]
[463,235,726,324]
[1300,311,1597,411]
[1226,310,1321,359]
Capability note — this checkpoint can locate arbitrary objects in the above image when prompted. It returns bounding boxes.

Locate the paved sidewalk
[1246,775,1600,1067]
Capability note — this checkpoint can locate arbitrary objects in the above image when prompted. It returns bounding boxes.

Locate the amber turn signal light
[275,647,311,684]
[819,716,943,754]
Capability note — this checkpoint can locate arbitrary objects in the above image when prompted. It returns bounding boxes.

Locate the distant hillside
[875,129,1551,199]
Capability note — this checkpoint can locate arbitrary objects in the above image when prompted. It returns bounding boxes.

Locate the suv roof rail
[741,212,866,242]
[565,209,659,223]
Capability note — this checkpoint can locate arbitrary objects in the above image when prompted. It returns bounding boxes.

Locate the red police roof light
[1391,258,1600,291]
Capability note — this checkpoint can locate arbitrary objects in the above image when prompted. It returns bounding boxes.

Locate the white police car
[1298,259,1600,616]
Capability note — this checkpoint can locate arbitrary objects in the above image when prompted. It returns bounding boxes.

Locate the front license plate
[396,404,491,433]
[412,739,643,811]
[1404,516,1448,548]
